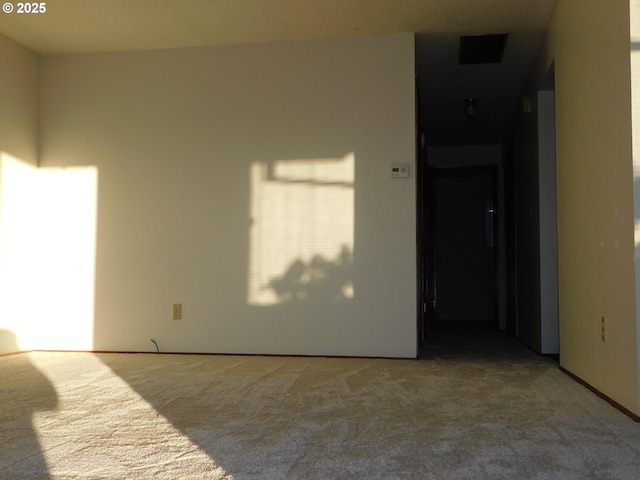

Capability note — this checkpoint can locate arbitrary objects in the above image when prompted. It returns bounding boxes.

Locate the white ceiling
[0,0,558,145]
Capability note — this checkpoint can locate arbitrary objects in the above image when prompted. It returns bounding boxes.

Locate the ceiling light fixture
[464,98,477,119]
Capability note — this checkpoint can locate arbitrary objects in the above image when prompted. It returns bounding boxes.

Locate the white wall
[630,0,640,413]
[539,0,638,415]
[38,34,417,357]
[514,97,544,353]
[537,89,559,355]
[0,34,39,354]
[512,84,560,355]
[0,35,38,165]
[427,145,502,169]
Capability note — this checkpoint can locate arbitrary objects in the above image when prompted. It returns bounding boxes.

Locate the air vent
[458,33,508,64]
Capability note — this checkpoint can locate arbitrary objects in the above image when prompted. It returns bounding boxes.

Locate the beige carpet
[2,334,640,479]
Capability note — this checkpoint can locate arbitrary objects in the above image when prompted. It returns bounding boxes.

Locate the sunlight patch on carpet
[28,353,234,479]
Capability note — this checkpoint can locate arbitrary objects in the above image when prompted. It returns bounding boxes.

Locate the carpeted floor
[1,331,640,479]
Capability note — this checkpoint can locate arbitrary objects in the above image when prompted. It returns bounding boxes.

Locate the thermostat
[390,164,409,178]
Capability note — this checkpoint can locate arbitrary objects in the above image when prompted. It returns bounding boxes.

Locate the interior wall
[630,0,640,413]
[537,88,559,355]
[0,34,38,166]
[532,0,638,414]
[38,33,417,357]
[512,95,542,351]
[0,34,39,355]
[511,86,560,355]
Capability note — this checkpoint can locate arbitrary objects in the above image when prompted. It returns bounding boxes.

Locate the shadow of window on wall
[268,246,353,304]
[248,153,354,306]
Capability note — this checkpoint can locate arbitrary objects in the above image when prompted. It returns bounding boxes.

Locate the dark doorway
[419,166,499,353]
[435,167,497,325]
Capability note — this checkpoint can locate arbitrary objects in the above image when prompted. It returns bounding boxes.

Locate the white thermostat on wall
[390,164,409,178]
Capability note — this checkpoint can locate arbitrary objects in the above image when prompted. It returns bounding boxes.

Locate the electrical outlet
[173,303,182,320]
[601,316,606,342]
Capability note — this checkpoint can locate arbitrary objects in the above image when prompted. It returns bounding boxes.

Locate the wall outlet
[601,316,606,342]
[173,303,182,320]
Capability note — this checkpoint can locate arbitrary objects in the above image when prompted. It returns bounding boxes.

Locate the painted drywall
[0,34,39,355]
[0,34,38,165]
[427,145,502,168]
[537,89,559,355]
[534,0,638,414]
[38,34,417,357]
[512,85,561,355]
[512,96,542,351]
[630,0,640,414]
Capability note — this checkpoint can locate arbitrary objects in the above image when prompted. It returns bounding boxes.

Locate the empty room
[1,0,640,478]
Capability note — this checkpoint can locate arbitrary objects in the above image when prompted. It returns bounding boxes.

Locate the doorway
[419,166,499,348]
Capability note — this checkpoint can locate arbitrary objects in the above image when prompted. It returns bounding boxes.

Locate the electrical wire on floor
[150,339,159,354]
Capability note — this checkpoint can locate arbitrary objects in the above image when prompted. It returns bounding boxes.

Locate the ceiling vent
[458,33,508,64]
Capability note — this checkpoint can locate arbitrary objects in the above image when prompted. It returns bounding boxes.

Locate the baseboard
[0,350,31,357]
[32,349,415,360]
[560,367,640,423]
